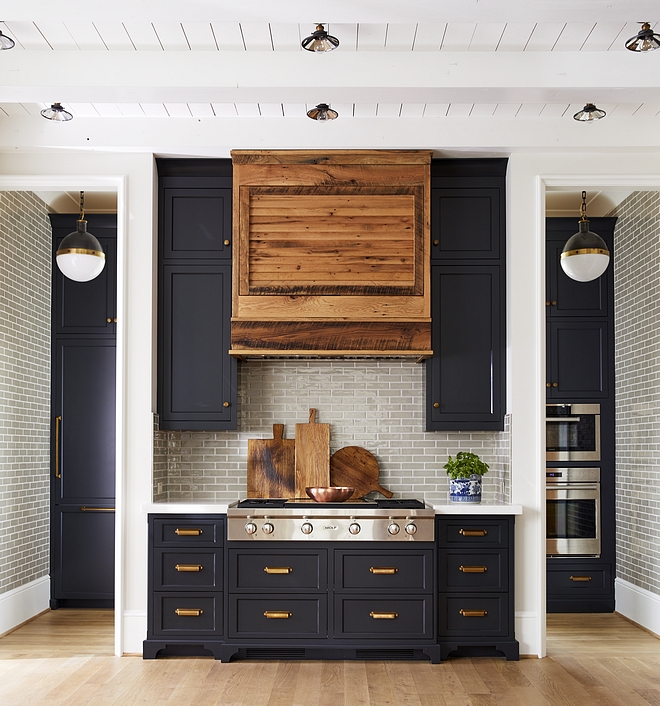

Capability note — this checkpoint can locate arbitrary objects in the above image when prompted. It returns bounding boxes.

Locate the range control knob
[262,522,275,535]
[301,522,313,535]
[244,522,257,535]
[405,522,418,535]
[348,522,361,535]
[388,522,401,536]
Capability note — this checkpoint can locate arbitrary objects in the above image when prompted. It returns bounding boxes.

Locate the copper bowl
[305,486,355,503]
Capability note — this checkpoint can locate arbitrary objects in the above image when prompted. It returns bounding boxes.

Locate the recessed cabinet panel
[335,596,434,639]
[439,595,508,637]
[229,550,326,591]
[153,593,222,636]
[229,595,327,638]
[335,550,433,592]
[438,551,507,592]
[154,549,223,591]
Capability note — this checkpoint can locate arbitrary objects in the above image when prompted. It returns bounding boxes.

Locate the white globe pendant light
[56,191,106,282]
[560,191,610,283]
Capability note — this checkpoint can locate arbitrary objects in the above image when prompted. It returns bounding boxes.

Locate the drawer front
[228,595,327,638]
[154,549,222,590]
[153,517,224,547]
[547,565,610,594]
[152,593,222,636]
[229,549,327,591]
[335,550,433,592]
[439,594,509,637]
[335,596,434,640]
[438,551,507,592]
[437,518,509,548]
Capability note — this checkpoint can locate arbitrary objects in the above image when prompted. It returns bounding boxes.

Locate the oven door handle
[546,483,600,490]
[545,417,581,422]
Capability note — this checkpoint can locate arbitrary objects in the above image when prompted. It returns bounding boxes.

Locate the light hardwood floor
[1,610,659,706]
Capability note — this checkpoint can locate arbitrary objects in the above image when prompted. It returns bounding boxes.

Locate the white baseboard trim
[515,611,543,658]
[0,576,50,636]
[122,610,147,656]
[615,578,660,636]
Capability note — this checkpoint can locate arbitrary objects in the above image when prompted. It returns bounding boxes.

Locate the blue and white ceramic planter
[449,475,482,503]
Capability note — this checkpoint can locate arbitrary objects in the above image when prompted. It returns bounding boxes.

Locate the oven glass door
[546,485,600,556]
[546,407,600,461]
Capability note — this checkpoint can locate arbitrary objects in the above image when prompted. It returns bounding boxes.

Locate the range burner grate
[236,497,426,510]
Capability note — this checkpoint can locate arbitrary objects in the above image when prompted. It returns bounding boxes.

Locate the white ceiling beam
[1,50,657,104]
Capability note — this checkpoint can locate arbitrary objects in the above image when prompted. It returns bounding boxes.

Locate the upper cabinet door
[546,218,615,318]
[431,187,502,260]
[161,183,232,260]
[51,215,117,335]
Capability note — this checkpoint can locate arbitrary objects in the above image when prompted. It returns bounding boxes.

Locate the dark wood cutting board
[247,424,295,498]
[330,446,393,500]
[294,408,331,498]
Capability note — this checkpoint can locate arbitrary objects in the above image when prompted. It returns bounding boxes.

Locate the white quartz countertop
[142,501,522,515]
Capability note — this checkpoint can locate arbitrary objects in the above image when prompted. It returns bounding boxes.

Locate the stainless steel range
[227,498,435,542]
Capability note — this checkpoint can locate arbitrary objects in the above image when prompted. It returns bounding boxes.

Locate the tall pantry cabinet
[49,214,117,608]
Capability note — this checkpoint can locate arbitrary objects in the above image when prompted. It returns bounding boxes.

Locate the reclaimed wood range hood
[229,149,432,359]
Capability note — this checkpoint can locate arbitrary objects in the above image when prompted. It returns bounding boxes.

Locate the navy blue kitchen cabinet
[157,160,237,431]
[49,215,116,609]
[426,159,507,431]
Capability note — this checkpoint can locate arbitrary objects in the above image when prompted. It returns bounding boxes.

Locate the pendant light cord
[580,190,588,222]
[78,190,85,222]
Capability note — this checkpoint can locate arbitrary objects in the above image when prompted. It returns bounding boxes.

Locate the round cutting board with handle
[330,446,393,500]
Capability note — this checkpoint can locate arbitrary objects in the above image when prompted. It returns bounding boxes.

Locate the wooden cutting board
[247,424,295,498]
[330,446,393,499]
[294,408,331,498]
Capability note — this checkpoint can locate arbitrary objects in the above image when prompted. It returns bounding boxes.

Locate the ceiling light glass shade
[56,220,106,282]
[560,219,610,282]
[306,103,338,122]
[40,103,73,122]
[0,30,15,49]
[301,24,339,52]
[625,22,660,52]
[573,103,606,121]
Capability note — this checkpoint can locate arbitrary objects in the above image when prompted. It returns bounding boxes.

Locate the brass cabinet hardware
[55,415,62,478]
[546,301,550,306]
[459,565,487,573]
[264,611,292,619]
[113,317,117,323]
[81,506,115,512]
[106,318,112,323]
[370,612,398,619]
[175,528,202,536]
[370,567,398,575]
[224,239,230,246]
[553,382,558,387]
[223,401,230,407]
[175,564,203,572]
[459,529,487,537]
[459,609,488,617]
[433,239,439,246]
[569,575,592,582]
[546,382,551,388]
[433,402,440,408]
[552,301,557,306]
[264,566,292,574]
[175,608,203,617]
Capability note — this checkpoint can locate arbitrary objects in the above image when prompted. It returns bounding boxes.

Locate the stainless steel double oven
[546,404,601,557]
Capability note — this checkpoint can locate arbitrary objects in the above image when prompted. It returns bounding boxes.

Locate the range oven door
[546,403,600,461]
[546,484,600,557]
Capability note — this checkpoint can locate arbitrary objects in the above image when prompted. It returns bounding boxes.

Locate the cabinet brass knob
[223,401,230,407]
[546,382,551,388]
[553,382,558,388]
[175,608,203,617]
[433,239,439,246]
[264,611,292,619]
[107,318,112,323]
[459,609,488,617]
[433,402,440,408]
[552,301,557,306]
[224,239,230,246]
[113,317,117,323]
[546,301,550,307]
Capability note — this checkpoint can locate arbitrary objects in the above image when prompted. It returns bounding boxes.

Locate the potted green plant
[444,451,489,503]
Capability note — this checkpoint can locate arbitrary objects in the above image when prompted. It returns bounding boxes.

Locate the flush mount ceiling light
[573,103,606,122]
[306,103,339,122]
[301,24,339,52]
[560,191,610,283]
[0,28,15,50]
[56,191,106,282]
[40,102,73,122]
[625,22,660,52]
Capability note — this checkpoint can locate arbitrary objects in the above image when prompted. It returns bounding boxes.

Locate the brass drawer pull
[570,575,592,582]
[175,564,203,572]
[175,608,203,617]
[264,567,292,574]
[370,612,398,620]
[459,609,488,617]
[459,566,488,573]
[175,528,202,536]
[459,529,488,537]
[81,507,115,512]
[264,611,292,619]
[370,567,398,575]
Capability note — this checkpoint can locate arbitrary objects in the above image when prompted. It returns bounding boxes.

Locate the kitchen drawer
[228,595,327,639]
[335,550,433,592]
[436,518,509,548]
[153,549,223,591]
[439,594,509,638]
[547,565,611,595]
[438,551,508,592]
[334,595,434,640]
[153,517,224,547]
[228,549,327,591]
[152,593,222,637]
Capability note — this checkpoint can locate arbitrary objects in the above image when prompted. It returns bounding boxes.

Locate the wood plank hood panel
[230,150,432,359]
